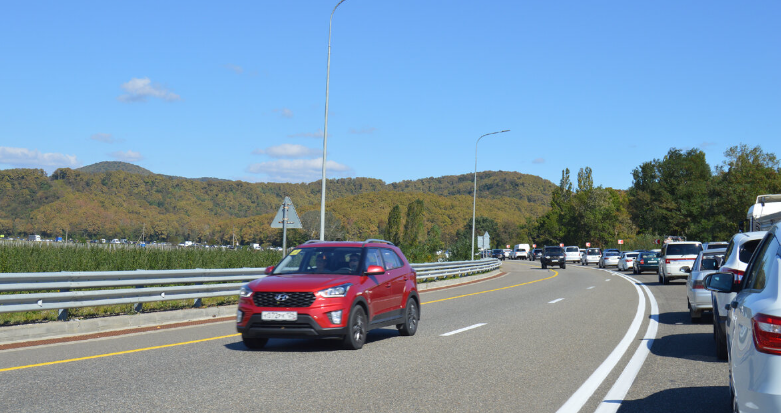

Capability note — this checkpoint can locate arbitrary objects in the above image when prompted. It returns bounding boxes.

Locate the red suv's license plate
[262,311,297,321]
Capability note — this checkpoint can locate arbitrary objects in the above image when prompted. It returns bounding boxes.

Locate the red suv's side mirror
[265,266,275,275]
[365,265,385,275]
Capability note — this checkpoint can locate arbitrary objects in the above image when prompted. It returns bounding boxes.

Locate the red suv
[237,239,420,350]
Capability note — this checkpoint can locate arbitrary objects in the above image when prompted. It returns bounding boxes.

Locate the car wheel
[658,271,663,284]
[713,311,728,360]
[689,300,702,324]
[342,305,367,350]
[242,334,268,350]
[542,263,547,269]
[398,297,419,336]
[561,262,566,269]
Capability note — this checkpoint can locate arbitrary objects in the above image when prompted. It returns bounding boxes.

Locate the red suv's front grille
[253,292,316,308]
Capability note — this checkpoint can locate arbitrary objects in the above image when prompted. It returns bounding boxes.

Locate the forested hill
[0,163,556,246]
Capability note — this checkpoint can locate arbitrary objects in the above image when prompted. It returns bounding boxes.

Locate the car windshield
[272,247,363,275]
[546,247,563,254]
[626,253,639,258]
[739,240,762,264]
[587,249,600,255]
[605,252,619,257]
[641,253,659,259]
[666,244,701,256]
[566,247,578,252]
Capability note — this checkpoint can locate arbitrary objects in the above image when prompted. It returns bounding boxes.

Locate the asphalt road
[0,261,730,412]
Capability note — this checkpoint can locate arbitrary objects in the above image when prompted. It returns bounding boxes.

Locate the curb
[0,269,504,348]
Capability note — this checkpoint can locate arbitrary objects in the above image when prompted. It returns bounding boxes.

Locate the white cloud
[699,141,718,150]
[274,108,293,118]
[253,144,321,159]
[109,150,144,162]
[349,127,376,134]
[246,158,352,183]
[224,64,244,74]
[287,129,329,138]
[532,158,545,164]
[90,133,117,143]
[0,147,80,170]
[117,77,181,102]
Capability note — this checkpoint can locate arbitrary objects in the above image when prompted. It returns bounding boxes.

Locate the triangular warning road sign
[271,196,302,228]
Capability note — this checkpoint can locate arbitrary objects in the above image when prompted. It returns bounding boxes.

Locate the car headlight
[239,285,253,298]
[317,283,351,298]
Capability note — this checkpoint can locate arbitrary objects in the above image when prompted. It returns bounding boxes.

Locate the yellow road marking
[421,268,559,305]
[0,333,240,373]
[3,265,557,373]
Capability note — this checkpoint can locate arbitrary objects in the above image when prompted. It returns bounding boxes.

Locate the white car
[685,249,725,323]
[510,248,527,260]
[599,251,620,268]
[617,252,640,271]
[705,226,781,412]
[564,246,580,263]
[712,231,766,360]
[658,241,703,284]
[581,248,601,266]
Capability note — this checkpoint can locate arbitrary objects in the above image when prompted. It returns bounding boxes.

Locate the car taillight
[725,268,745,284]
[692,280,704,289]
[639,260,645,264]
[665,259,670,264]
[753,314,781,355]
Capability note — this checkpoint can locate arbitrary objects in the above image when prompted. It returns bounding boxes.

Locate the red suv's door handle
[385,283,392,288]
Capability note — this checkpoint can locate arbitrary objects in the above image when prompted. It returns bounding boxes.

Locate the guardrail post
[58,288,69,321]
[193,298,203,308]
[133,303,143,313]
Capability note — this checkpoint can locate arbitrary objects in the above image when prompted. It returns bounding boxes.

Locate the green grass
[0,243,280,326]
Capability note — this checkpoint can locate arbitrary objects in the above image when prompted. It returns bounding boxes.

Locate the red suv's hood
[249,273,355,292]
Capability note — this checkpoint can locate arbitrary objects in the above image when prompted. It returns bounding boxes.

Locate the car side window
[380,248,403,270]
[365,248,384,269]
[743,235,779,291]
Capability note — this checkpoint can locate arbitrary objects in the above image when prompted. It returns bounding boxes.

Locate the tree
[628,148,711,238]
[402,199,425,248]
[576,167,593,193]
[709,144,781,239]
[384,205,403,245]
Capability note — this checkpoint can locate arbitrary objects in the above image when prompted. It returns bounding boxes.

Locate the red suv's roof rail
[363,239,394,246]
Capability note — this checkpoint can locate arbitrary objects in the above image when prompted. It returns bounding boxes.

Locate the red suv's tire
[398,298,419,336]
[343,306,367,350]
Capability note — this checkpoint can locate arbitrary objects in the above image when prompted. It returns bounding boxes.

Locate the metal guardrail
[0,259,501,318]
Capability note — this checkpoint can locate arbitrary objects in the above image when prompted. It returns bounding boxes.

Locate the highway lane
[1,261,649,412]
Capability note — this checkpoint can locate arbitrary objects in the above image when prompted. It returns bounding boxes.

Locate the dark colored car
[491,249,505,260]
[237,239,420,350]
[530,248,543,261]
[633,251,660,274]
[541,246,566,269]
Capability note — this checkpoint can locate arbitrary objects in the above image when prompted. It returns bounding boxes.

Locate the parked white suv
[705,225,781,412]
[658,241,702,284]
[564,246,581,263]
[711,231,765,360]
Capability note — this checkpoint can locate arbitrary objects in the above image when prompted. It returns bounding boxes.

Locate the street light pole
[471,130,510,260]
[320,0,347,241]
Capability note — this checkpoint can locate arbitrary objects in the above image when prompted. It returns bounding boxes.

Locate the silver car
[581,248,601,266]
[705,226,781,412]
[685,249,725,323]
[599,251,620,268]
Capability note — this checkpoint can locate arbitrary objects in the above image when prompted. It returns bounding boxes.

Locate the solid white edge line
[594,277,659,413]
[549,298,565,304]
[556,269,646,413]
[440,323,487,337]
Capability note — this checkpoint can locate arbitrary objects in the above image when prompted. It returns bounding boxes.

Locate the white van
[27,234,41,242]
[658,241,703,284]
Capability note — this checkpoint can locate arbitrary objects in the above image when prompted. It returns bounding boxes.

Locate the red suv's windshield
[273,247,363,275]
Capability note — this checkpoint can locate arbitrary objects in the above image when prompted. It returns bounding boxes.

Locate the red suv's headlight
[316,283,352,298]
[239,285,253,298]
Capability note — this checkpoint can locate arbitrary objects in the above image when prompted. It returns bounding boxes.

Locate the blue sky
[1,1,779,190]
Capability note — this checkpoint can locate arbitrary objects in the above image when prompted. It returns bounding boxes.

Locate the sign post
[271,196,302,254]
